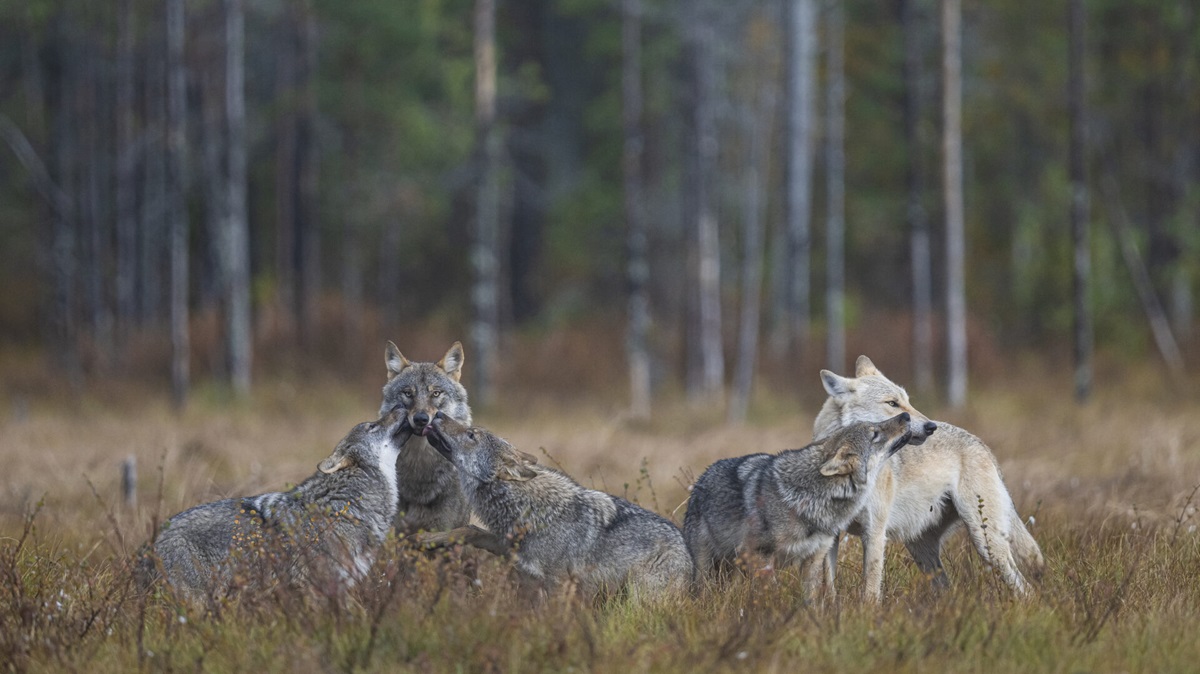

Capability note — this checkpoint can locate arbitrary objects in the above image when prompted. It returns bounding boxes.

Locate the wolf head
[426,412,538,484]
[814,355,938,445]
[817,412,913,482]
[379,341,472,438]
[318,407,412,477]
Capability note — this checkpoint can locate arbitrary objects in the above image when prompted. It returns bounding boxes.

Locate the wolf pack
[140,343,1044,607]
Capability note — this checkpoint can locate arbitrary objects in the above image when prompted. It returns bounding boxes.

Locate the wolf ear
[820,370,856,396]
[318,446,355,474]
[819,444,858,477]
[437,342,465,382]
[385,341,412,381]
[497,449,537,482]
[855,355,881,377]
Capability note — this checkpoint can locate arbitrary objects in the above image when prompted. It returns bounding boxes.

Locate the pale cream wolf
[815,356,1045,599]
[684,414,914,600]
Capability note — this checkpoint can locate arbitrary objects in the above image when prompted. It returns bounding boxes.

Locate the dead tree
[623,0,652,419]
[471,0,501,406]
[1068,0,1093,402]
[943,0,967,407]
[825,0,845,374]
[167,0,189,409]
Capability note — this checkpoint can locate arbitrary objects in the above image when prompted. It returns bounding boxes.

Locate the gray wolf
[142,409,411,605]
[379,341,474,535]
[815,355,1045,599]
[684,414,914,599]
[424,412,694,600]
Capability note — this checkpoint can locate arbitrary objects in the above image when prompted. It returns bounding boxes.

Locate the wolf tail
[1007,506,1045,580]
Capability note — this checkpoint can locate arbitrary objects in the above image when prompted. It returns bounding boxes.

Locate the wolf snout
[923,421,938,435]
[411,411,431,436]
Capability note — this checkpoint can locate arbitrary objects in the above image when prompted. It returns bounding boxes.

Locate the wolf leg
[953,467,1029,594]
[903,503,959,589]
[415,525,509,556]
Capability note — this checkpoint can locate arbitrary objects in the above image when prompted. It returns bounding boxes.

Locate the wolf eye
[431,390,442,399]
[886,400,899,408]
[467,431,476,441]
[401,389,415,398]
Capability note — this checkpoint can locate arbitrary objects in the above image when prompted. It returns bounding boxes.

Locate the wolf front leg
[859,513,888,597]
[415,525,510,556]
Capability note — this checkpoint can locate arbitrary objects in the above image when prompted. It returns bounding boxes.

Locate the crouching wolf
[684,414,914,599]
[816,356,1045,600]
[140,410,412,605]
[379,341,474,535]
[424,412,694,600]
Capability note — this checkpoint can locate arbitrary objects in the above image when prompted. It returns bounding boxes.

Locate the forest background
[0,0,1196,412]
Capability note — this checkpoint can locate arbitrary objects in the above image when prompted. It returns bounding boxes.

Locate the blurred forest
[0,0,1197,412]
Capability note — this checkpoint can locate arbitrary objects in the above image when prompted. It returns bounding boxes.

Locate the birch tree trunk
[623,0,652,420]
[167,0,189,409]
[772,0,816,357]
[1068,0,1092,402]
[903,0,933,393]
[729,48,773,424]
[686,1,724,402]
[942,0,967,407]
[825,0,845,374]
[471,0,501,406]
[225,0,252,396]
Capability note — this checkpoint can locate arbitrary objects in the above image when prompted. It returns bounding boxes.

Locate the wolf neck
[294,465,396,542]
[812,397,844,441]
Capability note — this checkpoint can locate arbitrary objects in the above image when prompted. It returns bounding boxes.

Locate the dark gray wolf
[142,409,411,604]
[683,414,914,599]
[815,356,1045,599]
[424,412,694,600]
[379,341,474,535]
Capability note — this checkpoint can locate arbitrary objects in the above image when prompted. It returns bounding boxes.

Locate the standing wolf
[815,356,1045,599]
[425,412,694,600]
[684,414,914,599]
[143,409,412,604]
[379,341,474,535]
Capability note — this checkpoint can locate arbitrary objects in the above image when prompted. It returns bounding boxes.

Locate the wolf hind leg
[903,501,959,590]
[952,466,1028,594]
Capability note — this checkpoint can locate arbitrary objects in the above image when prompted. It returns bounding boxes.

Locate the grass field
[1,359,1198,672]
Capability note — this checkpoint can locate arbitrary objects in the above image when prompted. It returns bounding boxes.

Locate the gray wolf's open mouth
[889,431,913,455]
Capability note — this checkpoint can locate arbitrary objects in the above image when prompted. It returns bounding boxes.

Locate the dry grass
[1,360,1199,672]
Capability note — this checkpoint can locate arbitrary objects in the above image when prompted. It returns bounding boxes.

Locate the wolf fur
[379,341,474,534]
[815,355,1045,599]
[142,410,411,605]
[425,413,694,600]
[684,414,914,598]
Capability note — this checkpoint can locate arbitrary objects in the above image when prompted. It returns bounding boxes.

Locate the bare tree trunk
[903,0,933,393]
[52,25,80,383]
[275,10,298,331]
[298,4,320,343]
[685,1,724,403]
[729,51,774,424]
[623,0,652,420]
[1068,0,1092,402]
[224,0,252,396]
[471,0,501,406]
[167,0,189,409]
[825,0,845,374]
[115,0,137,347]
[82,42,113,366]
[772,0,816,358]
[1103,174,1186,382]
[942,0,967,407]
[140,44,166,327]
